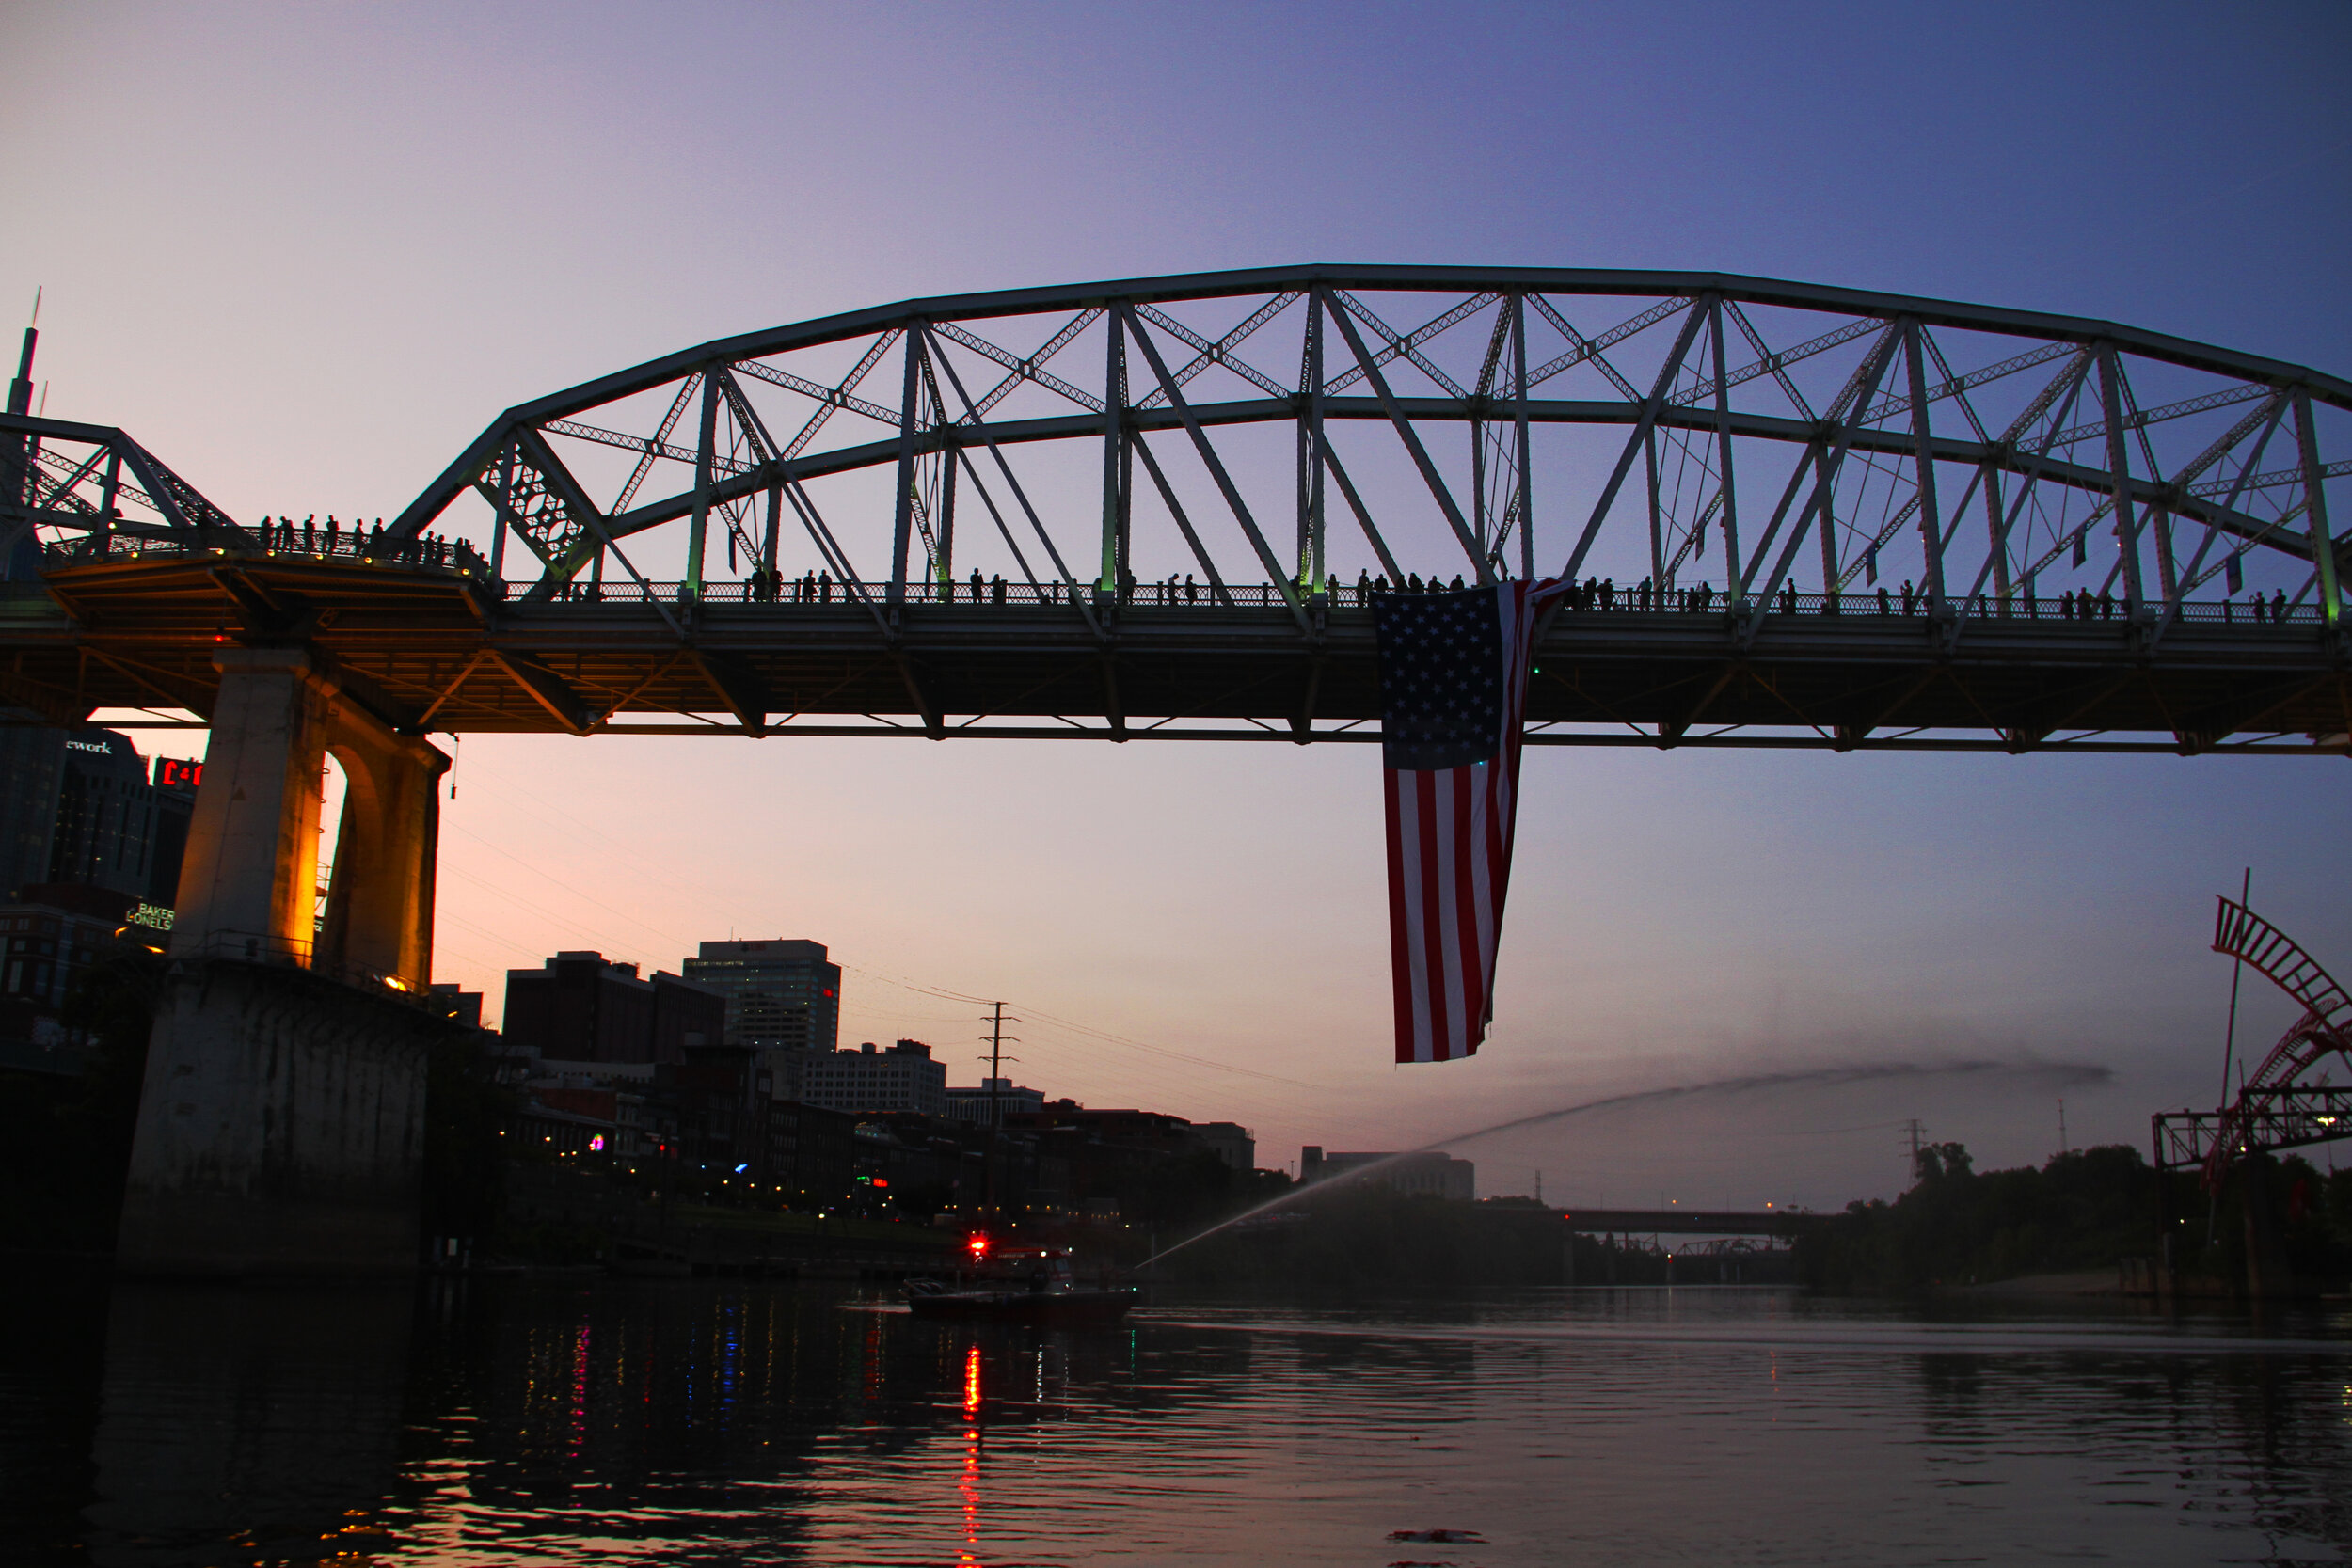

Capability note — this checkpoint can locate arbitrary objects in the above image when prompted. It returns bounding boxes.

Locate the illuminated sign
[65,738,115,755]
[154,757,203,790]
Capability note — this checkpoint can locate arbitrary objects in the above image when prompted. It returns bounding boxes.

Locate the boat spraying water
[1137,1059,2110,1269]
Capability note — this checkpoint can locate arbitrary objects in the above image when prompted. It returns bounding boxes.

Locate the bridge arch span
[388,265,2351,637]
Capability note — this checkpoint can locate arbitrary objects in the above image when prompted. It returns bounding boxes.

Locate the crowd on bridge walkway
[318,547,2301,625]
[695,563,2305,623]
[251,514,485,575]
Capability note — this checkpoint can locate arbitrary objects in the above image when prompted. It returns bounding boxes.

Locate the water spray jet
[1136,1058,2110,1269]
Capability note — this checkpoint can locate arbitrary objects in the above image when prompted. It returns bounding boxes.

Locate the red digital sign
[154,757,203,791]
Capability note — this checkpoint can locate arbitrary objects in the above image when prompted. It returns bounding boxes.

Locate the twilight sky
[6,0,2348,1206]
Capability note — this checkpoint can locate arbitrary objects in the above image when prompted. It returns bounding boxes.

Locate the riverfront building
[1300,1146,1475,1200]
[501,951,727,1065]
[799,1038,948,1117]
[945,1077,1046,1125]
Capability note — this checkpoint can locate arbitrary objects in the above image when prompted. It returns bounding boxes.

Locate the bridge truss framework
[4,265,2348,753]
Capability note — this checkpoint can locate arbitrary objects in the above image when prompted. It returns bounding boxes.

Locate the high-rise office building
[681,939,842,1053]
[0,728,196,908]
[502,951,726,1066]
[0,728,65,900]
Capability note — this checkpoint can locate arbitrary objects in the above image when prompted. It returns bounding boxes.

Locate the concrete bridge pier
[116,648,452,1276]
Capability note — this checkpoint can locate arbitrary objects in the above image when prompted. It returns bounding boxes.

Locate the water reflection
[0,1279,2344,1565]
[86,1283,411,1566]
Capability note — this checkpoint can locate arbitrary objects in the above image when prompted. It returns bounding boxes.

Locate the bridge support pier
[117,648,451,1276]
[2239,1157,2294,1302]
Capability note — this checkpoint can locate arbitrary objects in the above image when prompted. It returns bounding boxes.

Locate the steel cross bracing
[5,266,2349,752]
[1,411,250,561]
[2153,1087,2352,1175]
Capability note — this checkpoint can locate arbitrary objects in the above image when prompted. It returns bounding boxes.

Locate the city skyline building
[681,937,840,1098]
[502,950,726,1066]
[945,1077,1046,1125]
[0,728,65,901]
[798,1038,948,1117]
[0,728,197,909]
[1300,1147,1475,1201]
[680,938,841,1054]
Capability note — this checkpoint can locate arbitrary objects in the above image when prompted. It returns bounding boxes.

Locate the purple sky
[6,1,2348,1205]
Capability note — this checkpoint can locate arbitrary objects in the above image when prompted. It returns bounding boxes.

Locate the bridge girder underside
[8,556,2346,752]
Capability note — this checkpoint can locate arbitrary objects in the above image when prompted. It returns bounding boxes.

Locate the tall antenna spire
[6,287,37,418]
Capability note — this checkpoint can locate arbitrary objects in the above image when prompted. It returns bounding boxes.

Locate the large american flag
[1374,578,1567,1063]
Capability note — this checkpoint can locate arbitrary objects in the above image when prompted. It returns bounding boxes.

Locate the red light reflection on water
[959,1343,984,1560]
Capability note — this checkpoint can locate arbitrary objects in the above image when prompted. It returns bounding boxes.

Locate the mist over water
[1142,1059,2113,1266]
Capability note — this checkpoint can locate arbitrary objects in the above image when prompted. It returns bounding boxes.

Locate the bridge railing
[528,575,2334,626]
[31,539,2330,626]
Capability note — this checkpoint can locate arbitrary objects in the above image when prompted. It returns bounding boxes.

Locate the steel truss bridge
[3,265,2348,752]
[1557,1207,1808,1237]
[2153,898,2351,1185]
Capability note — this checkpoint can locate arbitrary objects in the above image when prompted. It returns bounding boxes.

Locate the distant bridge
[1559,1208,1814,1237]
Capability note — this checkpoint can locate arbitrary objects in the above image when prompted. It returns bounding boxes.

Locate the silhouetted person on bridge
[991,574,1006,605]
[1899,579,1916,615]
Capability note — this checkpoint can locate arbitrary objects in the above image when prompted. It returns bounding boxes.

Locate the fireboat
[902,1236,1137,1325]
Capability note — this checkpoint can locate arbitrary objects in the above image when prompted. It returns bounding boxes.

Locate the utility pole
[1904,1118,1925,1183]
[2057,1099,2069,1156]
[979,1001,1019,1224]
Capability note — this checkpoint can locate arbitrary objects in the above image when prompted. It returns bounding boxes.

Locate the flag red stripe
[1385,773,1418,1063]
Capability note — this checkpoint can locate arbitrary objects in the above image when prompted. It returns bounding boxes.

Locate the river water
[4,1274,2347,1566]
